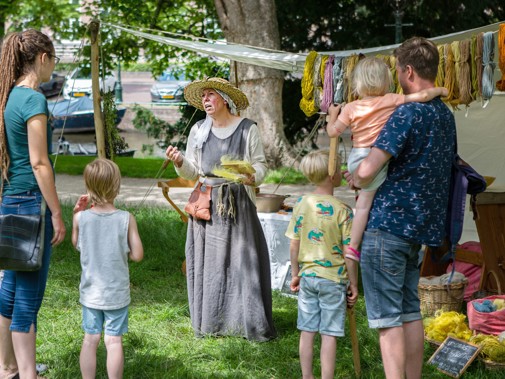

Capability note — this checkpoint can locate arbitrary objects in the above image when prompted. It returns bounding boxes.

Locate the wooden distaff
[347,307,361,377]
[328,137,339,176]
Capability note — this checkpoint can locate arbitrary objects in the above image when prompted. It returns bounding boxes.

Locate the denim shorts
[0,191,53,332]
[82,305,129,336]
[297,277,347,337]
[361,229,422,329]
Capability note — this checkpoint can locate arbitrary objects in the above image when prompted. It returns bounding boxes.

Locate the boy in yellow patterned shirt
[285,149,358,379]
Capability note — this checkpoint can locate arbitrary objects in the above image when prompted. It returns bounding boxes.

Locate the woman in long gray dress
[165,77,276,342]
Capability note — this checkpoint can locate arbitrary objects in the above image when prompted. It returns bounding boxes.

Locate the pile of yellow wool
[469,334,505,362]
[424,310,472,342]
[212,157,256,181]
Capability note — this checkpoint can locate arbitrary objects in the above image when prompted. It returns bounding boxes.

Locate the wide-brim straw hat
[184,77,249,111]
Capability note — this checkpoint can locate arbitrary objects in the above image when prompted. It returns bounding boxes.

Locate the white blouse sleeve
[174,123,201,181]
[245,123,268,185]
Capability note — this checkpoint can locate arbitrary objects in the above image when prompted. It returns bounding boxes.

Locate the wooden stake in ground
[89,20,106,158]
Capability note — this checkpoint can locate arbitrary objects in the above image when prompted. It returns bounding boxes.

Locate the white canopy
[107,21,503,73]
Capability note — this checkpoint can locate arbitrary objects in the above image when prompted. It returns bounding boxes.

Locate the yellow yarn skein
[470,334,505,363]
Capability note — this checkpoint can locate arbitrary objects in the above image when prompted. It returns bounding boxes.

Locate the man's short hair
[394,37,439,82]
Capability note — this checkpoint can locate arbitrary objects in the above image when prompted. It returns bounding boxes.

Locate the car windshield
[157,72,185,81]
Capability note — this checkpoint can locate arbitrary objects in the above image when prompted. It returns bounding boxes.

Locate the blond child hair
[83,158,121,205]
[352,57,394,97]
[299,149,341,185]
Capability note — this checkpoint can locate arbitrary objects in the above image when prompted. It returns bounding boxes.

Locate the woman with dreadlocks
[0,30,66,379]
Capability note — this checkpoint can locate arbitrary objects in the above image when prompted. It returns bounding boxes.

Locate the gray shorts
[348,147,388,191]
[297,277,347,337]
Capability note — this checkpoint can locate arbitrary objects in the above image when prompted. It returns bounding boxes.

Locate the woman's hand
[241,173,256,186]
[51,214,66,246]
[165,145,183,168]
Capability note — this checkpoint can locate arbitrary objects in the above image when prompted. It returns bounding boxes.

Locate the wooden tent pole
[89,20,106,158]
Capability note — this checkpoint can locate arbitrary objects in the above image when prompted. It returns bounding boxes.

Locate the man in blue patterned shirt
[349,37,456,379]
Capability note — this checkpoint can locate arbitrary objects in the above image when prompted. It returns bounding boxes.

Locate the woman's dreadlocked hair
[0,29,53,196]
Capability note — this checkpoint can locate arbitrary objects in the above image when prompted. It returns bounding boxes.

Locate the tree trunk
[214,0,296,167]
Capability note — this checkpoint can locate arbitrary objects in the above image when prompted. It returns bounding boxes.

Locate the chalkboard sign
[428,336,481,378]
[280,264,297,298]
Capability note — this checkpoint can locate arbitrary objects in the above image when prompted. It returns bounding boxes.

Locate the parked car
[150,71,190,103]
[63,68,116,99]
[39,72,65,98]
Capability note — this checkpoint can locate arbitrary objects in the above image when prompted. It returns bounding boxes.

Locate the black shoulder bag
[0,199,46,271]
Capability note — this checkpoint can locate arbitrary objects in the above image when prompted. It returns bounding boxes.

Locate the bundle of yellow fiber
[424,310,472,342]
[435,45,445,88]
[345,54,360,103]
[211,167,242,182]
[443,43,460,108]
[220,157,255,175]
[300,51,319,117]
[494,298,505,310]
[496,23,505,91]
[470,334,505,362]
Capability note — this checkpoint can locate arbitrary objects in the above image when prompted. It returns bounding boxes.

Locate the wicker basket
[418,277,468,317]
[482,359,505,371]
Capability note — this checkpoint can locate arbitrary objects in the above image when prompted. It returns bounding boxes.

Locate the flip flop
[36,364,48,374]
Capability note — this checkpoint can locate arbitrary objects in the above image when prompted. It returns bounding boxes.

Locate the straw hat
[183,77,249,111]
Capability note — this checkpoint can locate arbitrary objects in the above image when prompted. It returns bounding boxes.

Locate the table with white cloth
[257,212,292,291]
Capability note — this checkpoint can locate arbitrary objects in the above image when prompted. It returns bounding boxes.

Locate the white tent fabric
[107,21,503,73]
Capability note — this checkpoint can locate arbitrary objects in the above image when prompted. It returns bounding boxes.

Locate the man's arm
[352,147,392,188]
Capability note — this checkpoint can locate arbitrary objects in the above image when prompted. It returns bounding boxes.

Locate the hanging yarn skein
[436,45,446,89]
[312,54,324,109]
[300,51,319,117]
[481,31,496,102]
[320,55,334,113]
[476,32,484,98]
[470,35,479,100]
[332,56,345,104]
[458,39,473,105]
[496,23,505,91]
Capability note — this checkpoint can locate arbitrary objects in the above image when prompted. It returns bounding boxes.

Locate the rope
[482,31,496,101]
[496,24,505,91]
[458,39,473,106]
[320,55,334,113]
[272,114,326,194]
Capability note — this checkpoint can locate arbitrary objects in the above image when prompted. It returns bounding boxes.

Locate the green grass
[35,204,500,378]
[52,156,178,179]
[52,156,309,184]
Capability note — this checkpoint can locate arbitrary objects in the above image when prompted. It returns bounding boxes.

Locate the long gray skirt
[185,182,276,341]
